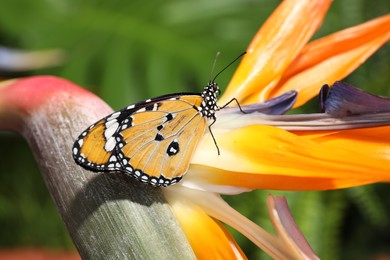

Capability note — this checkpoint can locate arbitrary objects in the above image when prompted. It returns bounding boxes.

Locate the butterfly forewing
[73,93,208,186]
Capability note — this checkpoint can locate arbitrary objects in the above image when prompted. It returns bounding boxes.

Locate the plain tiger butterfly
[72,52,245,187]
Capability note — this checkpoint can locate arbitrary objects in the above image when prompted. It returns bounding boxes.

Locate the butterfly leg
[208,98,246,156]
[208,116,221,156]
[221,98,247,114]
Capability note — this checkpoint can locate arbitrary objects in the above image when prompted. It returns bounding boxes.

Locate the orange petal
[164,190,246,260]
[282,14,390,82]
[165,187,295,259]
[245,14,390,106]
[294,126,390,160]
[219,0,332,105]
[190,125,390,191]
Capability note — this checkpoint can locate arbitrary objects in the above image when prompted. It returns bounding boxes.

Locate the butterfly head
[200,81,220,119]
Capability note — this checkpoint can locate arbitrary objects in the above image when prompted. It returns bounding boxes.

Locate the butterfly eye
[212,83,220,95]
[208,82,219,92]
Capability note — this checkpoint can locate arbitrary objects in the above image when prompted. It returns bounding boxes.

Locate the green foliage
[0,134,74,249]
[0,0,389,258]
[0,0,279,108]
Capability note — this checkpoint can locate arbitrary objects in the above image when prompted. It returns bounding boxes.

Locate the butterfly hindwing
[73,94,207,186]
[160,112,206,179]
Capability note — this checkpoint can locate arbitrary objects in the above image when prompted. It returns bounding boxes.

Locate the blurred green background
[0,0,389,259]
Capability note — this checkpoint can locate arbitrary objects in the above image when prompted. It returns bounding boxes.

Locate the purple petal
[321,81,390,116]
[268,196,319,259]
[222,90,297,115]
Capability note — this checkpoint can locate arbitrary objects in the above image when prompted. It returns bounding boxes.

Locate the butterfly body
[73,82,221,187]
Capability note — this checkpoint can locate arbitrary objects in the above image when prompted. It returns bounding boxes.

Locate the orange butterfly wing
[73,94,207,186]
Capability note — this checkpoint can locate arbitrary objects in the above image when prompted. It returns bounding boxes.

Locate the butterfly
[72,53,245,187]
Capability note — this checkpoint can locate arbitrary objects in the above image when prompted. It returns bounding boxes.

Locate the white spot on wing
[107,111,120,121]
[105,119,118,128]
[104,122,119,139]
[78,139,83,147]
[104,136,117,151]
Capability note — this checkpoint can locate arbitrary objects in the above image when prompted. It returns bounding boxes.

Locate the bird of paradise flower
[161,0,390,258]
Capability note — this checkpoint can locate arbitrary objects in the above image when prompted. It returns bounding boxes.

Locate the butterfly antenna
[209,51,221,82]
[212,51,246,82]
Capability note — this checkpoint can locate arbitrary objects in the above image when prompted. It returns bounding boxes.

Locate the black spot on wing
[145,103,160,111]
[165,113,173,121]
[166,140,179,156]
[154,133,164,141]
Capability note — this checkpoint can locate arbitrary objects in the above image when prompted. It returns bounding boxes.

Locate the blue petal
[321,81,390,116]
[241,90,297,115]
